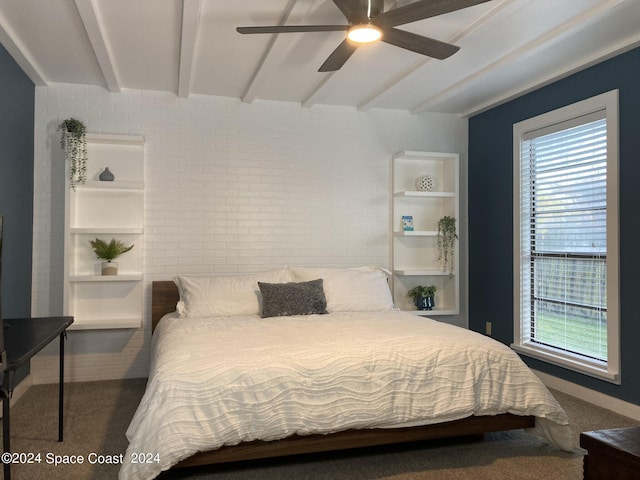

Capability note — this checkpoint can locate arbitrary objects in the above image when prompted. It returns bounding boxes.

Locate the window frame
[512,90,620,384]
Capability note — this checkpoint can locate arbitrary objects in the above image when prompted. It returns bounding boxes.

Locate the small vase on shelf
[415,295,435,311]
[101,261,118,276]
[99,167,115,181]
[408,285,437,311]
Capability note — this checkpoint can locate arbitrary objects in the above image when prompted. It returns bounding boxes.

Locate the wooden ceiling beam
[413,0,624,115]
[74,0,121,93]
[0,10,47,86]
[241,0,301,104]
[178,0,202,98]
[358,0,511,112]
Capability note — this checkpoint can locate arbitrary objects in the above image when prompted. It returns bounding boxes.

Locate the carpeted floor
[1,379,637,480]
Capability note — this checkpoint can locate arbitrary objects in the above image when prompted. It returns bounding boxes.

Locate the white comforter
[120,311,572,480]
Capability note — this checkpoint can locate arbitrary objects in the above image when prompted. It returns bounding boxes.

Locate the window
[513,90,619,383]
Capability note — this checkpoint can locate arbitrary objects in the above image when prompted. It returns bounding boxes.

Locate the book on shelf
[402,215,414,231]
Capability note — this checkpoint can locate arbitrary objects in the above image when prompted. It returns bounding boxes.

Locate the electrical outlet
[485,321,492,336]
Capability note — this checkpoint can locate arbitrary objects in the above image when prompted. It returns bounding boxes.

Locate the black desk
[1,316,73,480]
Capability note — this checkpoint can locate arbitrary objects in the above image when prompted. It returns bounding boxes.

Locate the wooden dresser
[580,426,640,480]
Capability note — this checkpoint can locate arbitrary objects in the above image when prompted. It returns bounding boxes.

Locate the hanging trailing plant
[436,215,458,274]
[58,118,88,189]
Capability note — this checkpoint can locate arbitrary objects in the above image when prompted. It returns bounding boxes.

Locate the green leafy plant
[407,285,437,299]
[89,238,134,262]
[437,215,458,274]
[58,118,88,189]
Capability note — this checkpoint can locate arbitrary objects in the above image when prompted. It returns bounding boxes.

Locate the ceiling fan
[237,0,491,72]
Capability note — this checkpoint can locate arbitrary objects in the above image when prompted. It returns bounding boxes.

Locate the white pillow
[174,268,292,318]
[289,266,394,312]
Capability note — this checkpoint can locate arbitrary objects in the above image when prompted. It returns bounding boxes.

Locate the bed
[120,267,573,480]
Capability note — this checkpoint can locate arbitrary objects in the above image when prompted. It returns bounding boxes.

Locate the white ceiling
[1,0,638,116]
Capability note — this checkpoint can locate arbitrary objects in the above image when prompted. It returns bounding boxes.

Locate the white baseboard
[534,369,640,422]
[0,374,33,419]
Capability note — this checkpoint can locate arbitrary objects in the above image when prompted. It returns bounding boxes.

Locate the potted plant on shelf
[89,238,134,276]
[407,285,437,311]
[58,117,88,189]
[437,215,458,274]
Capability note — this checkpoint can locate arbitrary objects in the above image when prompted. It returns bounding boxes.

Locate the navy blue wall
[0,43,34,382]
[468,46,640,404]
[0,43,34,317]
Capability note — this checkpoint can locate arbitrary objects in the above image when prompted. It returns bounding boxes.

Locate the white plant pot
[101,261,118,276]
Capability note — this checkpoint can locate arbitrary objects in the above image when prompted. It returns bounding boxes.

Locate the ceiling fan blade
[382,28,459,60]
[332,0,368,23]
[376,0,492,27]
[237,25,348,34]
[318,40,359,72]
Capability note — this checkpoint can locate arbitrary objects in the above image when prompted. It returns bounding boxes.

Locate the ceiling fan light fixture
[347,24,382,44]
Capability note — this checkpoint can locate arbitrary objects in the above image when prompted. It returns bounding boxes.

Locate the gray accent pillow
[258,279,328,318]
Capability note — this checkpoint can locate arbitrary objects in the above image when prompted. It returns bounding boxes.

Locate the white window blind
[519,113,608,362]
[513,90,619,383]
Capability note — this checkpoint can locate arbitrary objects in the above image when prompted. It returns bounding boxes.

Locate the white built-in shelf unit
[391,151,460,317]
[64,133,144,330]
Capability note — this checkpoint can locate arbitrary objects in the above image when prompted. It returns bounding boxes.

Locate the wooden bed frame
[151,280,536,469]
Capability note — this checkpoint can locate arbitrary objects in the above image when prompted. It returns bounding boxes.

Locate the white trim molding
[535,370,640,422]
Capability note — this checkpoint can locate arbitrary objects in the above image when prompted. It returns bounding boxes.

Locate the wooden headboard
[152,281,180,332]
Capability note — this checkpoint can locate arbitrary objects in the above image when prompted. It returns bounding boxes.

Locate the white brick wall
[31,83,467,383]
